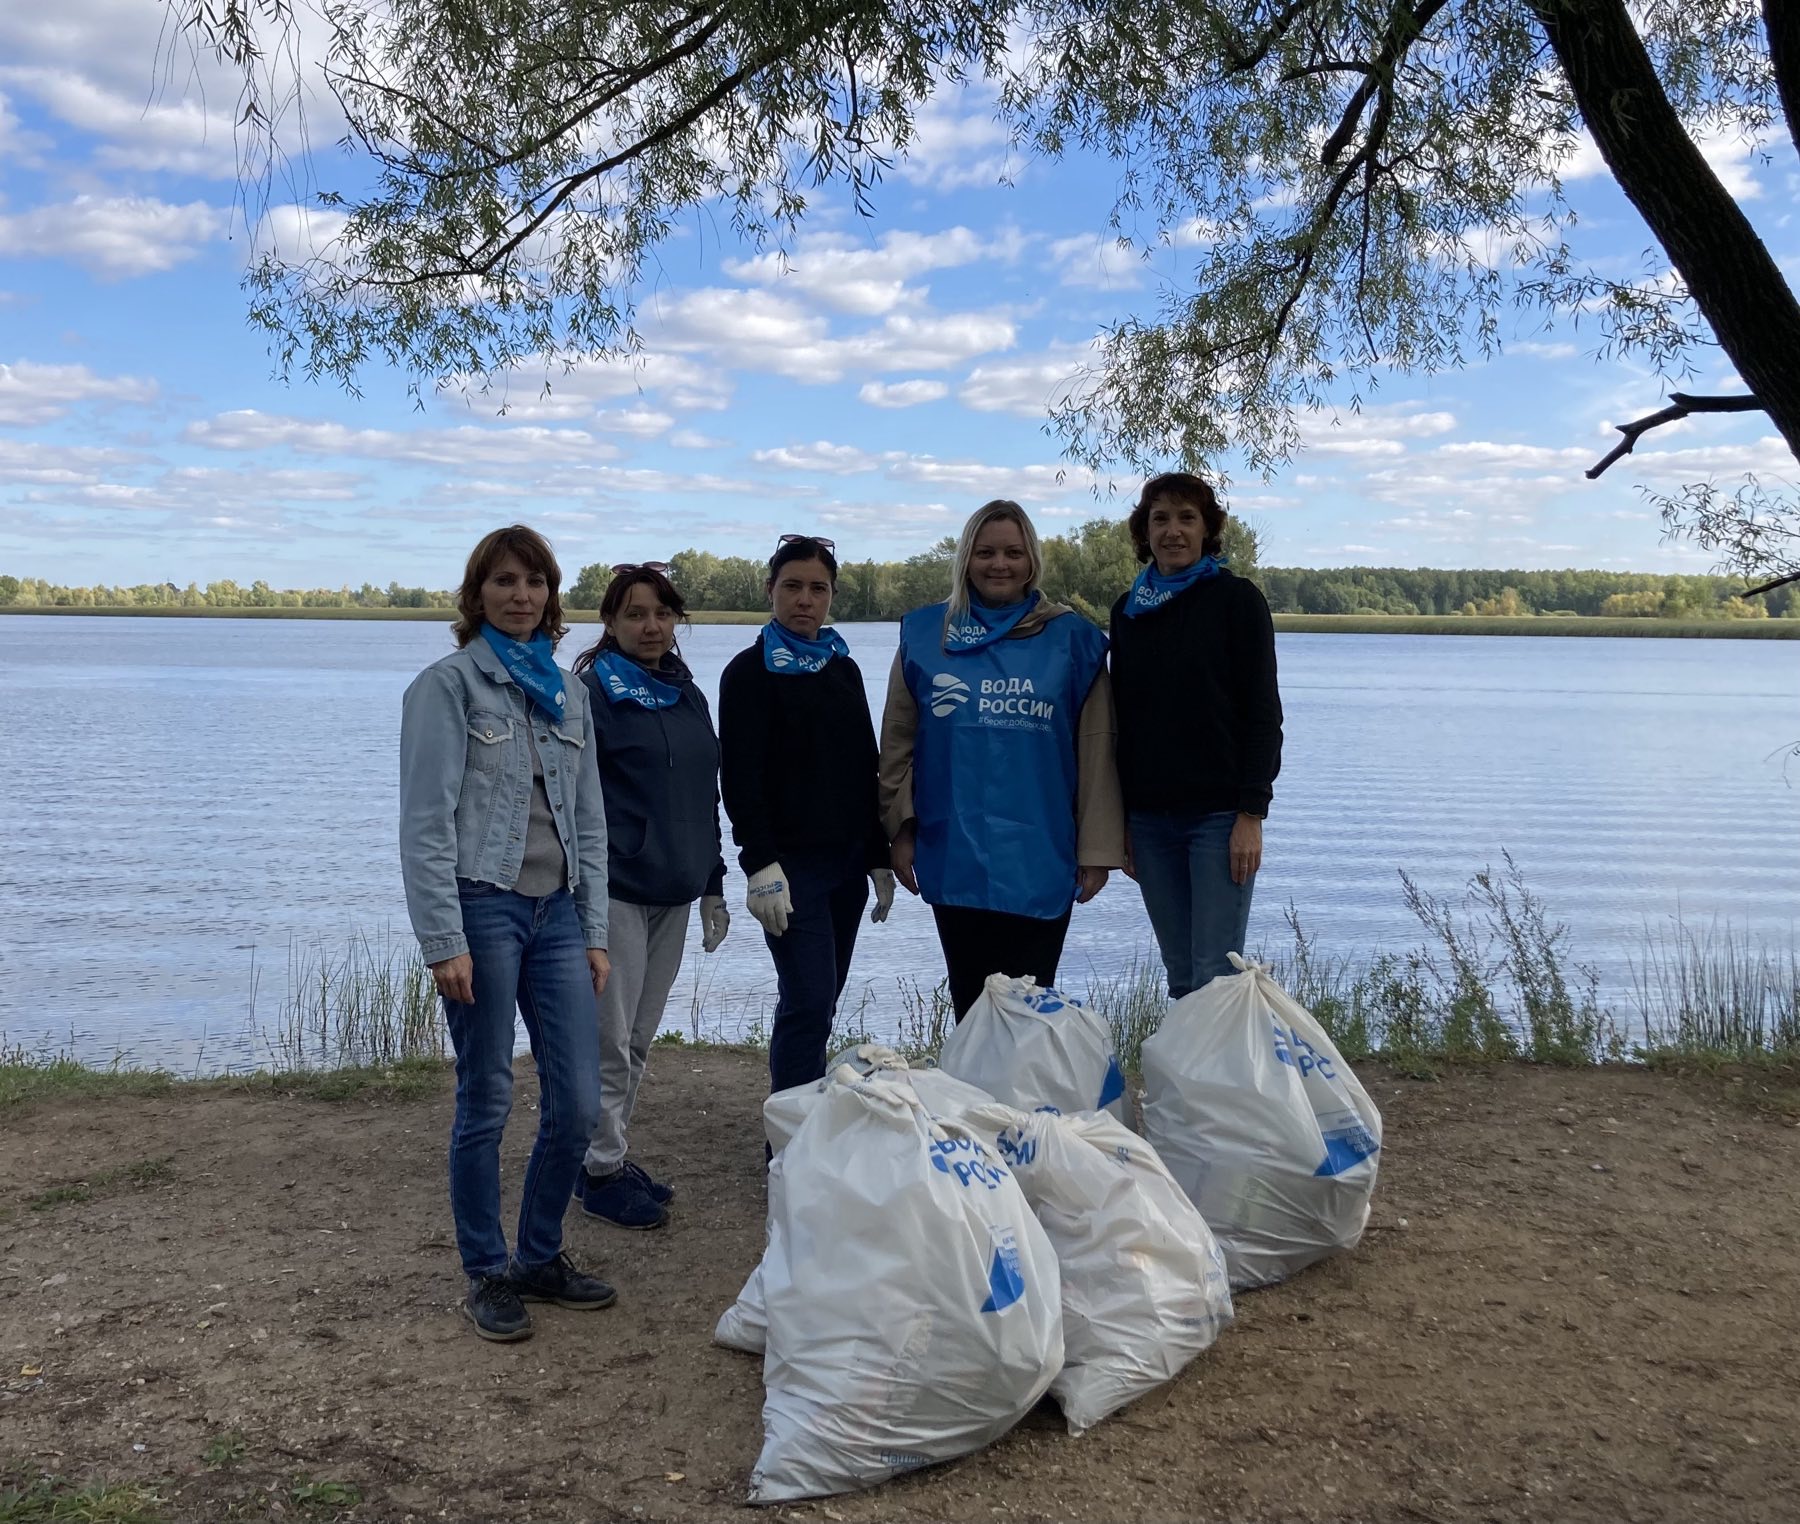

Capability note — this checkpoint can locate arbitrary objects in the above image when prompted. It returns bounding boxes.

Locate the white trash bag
[937,975,1128,1122]
[978,1106,1234,1434]
[762,1043,997,1158]
[1140,954,1382,1291]
[720,1049,1001,1358]
[748,1067,1063,1504]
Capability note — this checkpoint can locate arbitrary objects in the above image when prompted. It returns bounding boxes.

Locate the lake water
[2,615,1796,1071]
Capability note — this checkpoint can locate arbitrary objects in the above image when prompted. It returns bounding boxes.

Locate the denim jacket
[399,639,610,963]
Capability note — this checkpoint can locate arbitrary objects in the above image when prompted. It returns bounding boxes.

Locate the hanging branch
[1587,392,1765,479]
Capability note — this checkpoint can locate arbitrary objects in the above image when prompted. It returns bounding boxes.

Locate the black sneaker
[578,1165,669,1230]
[463,1274,533,1342]
[508,1252,618,1310]
[622,1158,675,1207]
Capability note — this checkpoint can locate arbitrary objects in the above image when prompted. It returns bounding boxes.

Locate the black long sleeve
[1108,572,1284,818]
[717,641,888,875]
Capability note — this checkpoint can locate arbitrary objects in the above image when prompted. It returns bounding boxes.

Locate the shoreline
[2,606,1798,637]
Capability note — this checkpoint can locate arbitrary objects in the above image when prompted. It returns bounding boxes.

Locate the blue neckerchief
[1121,555,1226,618]
[591,649,682,710]
[480,622,566,721]
[944,590,1040,652]
[761,619,849,675]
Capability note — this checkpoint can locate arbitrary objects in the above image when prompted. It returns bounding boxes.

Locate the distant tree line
[5,519,1791,621]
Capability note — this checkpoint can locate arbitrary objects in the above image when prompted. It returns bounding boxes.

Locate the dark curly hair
[451,524,567,648]
[1127,472,1226,565]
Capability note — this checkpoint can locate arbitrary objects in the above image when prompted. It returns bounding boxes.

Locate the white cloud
[0,195,228,278]
[1,65,235,177]
[1048,233,1143,290]
[752,442,879,474]
[0,89,51,166]
[185,410,625,468]
[893,95,1016,191]
[1507,340,1579,360]
[0,359,158,425]
[651,289,1015,381]
[1561,126,1764,200]
[883,455,1097,504]
[958,343,1102,419]
[0,437,145,485]
[668,428,729,449]
[591,407,675,439]
[724,227,1013,316]
[859,379,948,408]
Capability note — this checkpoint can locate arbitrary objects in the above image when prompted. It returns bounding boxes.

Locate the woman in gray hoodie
[569,564,729,1229]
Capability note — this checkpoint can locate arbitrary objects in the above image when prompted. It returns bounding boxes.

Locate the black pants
[765,846,869,1092]
[932,904,1074,1021]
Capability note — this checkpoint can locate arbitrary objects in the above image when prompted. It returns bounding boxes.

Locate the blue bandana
[761,619,849,675]
[591,649,681,710]
[1121,555,1226,618]
[944,590,1041,652]
[480,623,566,721]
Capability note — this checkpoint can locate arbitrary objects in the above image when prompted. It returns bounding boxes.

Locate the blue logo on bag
[1097,1055,1125,1109]
[980,1233,1026,1313]
[1314,1122,1380,1177]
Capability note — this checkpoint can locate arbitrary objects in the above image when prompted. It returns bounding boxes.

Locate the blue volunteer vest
[900,602,1109,920]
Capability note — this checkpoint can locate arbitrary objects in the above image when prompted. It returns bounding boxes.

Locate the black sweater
[579,654,727,907]
[717,639,888,876]
[1108,571,1284,818]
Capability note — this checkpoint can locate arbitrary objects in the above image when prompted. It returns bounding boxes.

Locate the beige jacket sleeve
[1075,667,1127,868]
[877,648,918,839]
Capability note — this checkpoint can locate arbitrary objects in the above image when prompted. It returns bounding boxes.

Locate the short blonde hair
[948,500,1044,622]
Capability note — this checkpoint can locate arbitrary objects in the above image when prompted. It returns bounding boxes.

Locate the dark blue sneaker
[578,1164,669,1229]
[463,1274,533,1342]
[622,1158,675,1207]
[507,1252,618,1310]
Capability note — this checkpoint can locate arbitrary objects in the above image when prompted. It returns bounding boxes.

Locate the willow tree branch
[1585,391,1766,479]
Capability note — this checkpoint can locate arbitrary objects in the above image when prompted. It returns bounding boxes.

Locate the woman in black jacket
[570,564,729,1228]
[718,535,893,1095]
[1110,473,1284,997]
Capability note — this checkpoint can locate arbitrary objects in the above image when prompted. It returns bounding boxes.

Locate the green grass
[25,1157,175,1213]
[1271,613,1800,637]
[0,1473,164,1524]
[287,1479,360,1512]
[200,1435,246,1471]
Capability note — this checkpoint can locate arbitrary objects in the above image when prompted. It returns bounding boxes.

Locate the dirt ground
[4,1050,1798,1523]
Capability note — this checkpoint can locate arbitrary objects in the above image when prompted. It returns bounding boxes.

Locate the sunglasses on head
[776,534,836,553]
[611,561,671,575]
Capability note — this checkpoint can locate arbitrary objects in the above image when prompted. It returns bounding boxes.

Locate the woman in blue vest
[568,563,730,1230]
[1110,471,1284,997]
[399,524,615,1343]
[880,500,1126,1019]
[718,535,894,1095]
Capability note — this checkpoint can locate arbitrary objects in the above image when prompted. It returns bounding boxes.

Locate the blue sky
[2,2,1796,590]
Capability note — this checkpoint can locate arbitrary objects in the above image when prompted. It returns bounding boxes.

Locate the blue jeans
[1130,809,1255,999]
[764,847,869,1093]
[442,882,603,1278]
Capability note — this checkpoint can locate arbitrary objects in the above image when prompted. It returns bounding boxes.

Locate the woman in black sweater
[717,535,893,1093]
[1110,473,1284,997]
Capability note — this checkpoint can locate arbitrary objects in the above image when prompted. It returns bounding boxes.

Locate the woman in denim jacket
[399,524,616,1343]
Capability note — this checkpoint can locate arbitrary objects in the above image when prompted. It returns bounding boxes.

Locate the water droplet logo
[929,672,971,717]
[606,673,630,697]
[770,646,795,668]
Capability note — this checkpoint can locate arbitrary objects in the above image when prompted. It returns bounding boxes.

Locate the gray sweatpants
[583,898,691,1175]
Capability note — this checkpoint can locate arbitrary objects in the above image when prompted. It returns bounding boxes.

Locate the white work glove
[699,894,731,953]
[869,869,896,925]
[745,863,792,937]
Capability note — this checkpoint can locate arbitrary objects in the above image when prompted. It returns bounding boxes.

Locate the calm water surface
[1,616,1795,1070]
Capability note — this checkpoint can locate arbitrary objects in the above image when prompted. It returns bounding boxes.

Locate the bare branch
[1586,392,1766,479]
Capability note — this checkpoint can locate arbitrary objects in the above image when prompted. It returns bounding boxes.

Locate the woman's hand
[587,949,611,998]
[430,953,474,1006]
[1076,866,1109,904]
[1230,814,1264,886]
[891,821,920,895]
